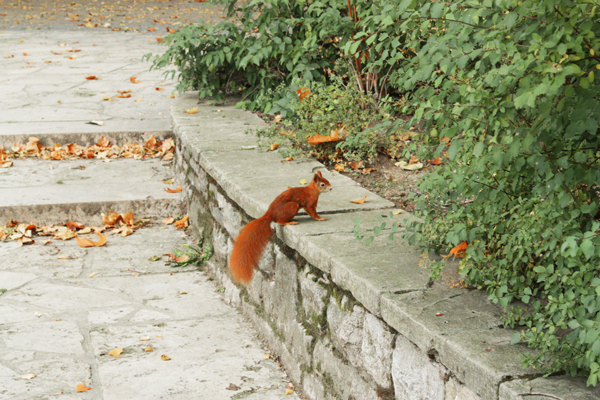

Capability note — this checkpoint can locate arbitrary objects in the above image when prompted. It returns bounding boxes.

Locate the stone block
[313,341,379,400]
[445,377,482,400]
[211,224,229,262]
[269,247,299,339]
[327,296,365,369]
[499,376,600,400]
[210,186,243,238]
[299,268,328,323]
[362,313,394,388]
[302,372,327,400]
[392,335,445,400]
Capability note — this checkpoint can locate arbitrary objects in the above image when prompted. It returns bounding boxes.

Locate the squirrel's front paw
[317,217,327,221]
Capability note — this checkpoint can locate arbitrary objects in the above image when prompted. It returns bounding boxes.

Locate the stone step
[0,157,183,225]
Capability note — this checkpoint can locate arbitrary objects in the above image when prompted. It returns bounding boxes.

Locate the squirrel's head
[313,170,332,193]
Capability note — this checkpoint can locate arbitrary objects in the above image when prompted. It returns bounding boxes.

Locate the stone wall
[171,93,600,400]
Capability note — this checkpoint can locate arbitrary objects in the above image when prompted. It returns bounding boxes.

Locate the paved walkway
[0,27,299,400]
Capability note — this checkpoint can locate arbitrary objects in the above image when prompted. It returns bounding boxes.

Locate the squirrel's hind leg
[272,201,300,224]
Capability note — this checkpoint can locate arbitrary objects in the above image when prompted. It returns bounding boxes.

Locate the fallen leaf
[108,347,123,358]
[20,373,36,380]
[431,156,442,165]
[436,312,444,317]
[66,222,84,231]
[101,96,114,101]
[116,93,131,98]
[184,106,198,114]
[162,178,174,184]
[442,241,469,259]
[75,232,107,248]
[227,383,240,391]
[173,215,189,230]
[134,98,143,102]
[284,388,294,395]
[130,77,140,83]
[162,217,175,225]
[160,354,171,361]
[88,272,97,278]
[165,186,182,193]
[395,161,424,171]
[85,76,98,80]
[306,130,339,145]
[76,383,92,392]
[350,195,367,204]
[144,346,153,352]
[140,336,150,341]
[408,156,419,165]
[300,179,307,185]
[270,143,280,151]
[87,120,104,126]
[67,49,81,53]
[440,136,451,144]
[175,254,190,263]
[284,157,293,162]
[155,87,164,91]
[392,209,403,215]
[334,164,345,172]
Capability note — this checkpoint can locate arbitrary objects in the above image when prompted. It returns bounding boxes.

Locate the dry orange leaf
[66,221,84,231]
[440,137,451,144]
[350,195,367,204]
[121,211,135,226]
[165,186,182,193]
[184,106,198,114]
[162,217,175,225]
[161,354,171,361]
[295,87,311,101]
[67,49,81,53]
[270,143,280,151]
[408,156,419,165]
[130,77,140,83]
[175,254,190,263]
[108,347,123,358]
[102,211,123,226]
[334,164,345,172]
[284,157,294,162]
[442,241,469,259]
[155,87,164,91]
[431,156,442,165]
[75,232,107,248]
[76,383,92,393]
[307,130,339,145]
[173,215,189,230]
[85,76,98,80]
[116,93,131,98]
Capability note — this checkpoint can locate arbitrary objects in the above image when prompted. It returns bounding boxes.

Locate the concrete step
[0,158,183,225]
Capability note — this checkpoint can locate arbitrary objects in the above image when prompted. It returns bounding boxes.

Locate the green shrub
[382,0,600,383]
[144,0,354,108]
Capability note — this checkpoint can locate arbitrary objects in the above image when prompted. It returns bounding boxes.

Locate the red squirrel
[229,170,332,284]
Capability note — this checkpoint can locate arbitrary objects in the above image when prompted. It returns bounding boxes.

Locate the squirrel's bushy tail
[229,216,273,285]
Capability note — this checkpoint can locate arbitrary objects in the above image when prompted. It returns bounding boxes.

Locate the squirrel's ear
[316,170,323,178]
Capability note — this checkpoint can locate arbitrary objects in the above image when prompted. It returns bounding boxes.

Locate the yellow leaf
[88,272,97,278]
[76,383,92,392]
[108,347,123,358]
[350,195,367,204]
[270,143,280,151]
[161,354,171,361]
[392,209,403,215]
[184,106,198,114]
[284,389,294,395]
[300,179,307,185]
[165,186,182,193]
[20,373,36,380]
[75,232,107,248]
[145,346,153,352]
